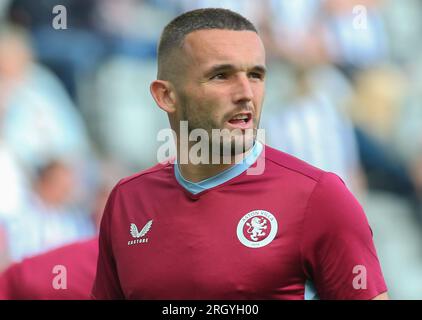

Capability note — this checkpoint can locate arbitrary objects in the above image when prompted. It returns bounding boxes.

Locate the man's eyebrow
[250,65,267,75]
[204,64,267,77]
[204,64,235,77]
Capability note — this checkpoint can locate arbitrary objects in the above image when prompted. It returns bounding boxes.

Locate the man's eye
[249,72,264,80]
[211,73,227,80]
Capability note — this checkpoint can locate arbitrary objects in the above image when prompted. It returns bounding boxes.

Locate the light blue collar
[174,141,263,194]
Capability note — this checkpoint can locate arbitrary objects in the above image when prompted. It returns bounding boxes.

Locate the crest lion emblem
[237,210,278,248]
[246,217,268,241]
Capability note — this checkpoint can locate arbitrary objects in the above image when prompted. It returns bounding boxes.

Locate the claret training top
[0,237,98,299]
[92,142,387,300]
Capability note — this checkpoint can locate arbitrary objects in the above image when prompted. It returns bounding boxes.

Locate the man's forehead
[182,29,265,65]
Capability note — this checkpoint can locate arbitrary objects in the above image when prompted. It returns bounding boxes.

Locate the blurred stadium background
[0,0,421,299]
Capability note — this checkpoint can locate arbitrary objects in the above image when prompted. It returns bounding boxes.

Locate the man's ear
[150,80,177,114]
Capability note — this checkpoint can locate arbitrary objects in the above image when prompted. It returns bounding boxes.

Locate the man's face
[173,29,266,155]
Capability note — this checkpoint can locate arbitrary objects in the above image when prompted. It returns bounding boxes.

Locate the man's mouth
[227,112,253,129]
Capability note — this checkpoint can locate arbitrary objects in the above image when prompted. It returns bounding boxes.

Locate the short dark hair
[157,8,258,80]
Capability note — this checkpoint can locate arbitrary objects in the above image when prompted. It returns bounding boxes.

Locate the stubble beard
[178,92,258,163]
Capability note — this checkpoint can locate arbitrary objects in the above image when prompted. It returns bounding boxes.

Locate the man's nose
[233,74,254,103]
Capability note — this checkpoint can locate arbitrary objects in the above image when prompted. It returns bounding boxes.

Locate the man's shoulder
[263,145,325,183]
[1,237,98,285]
[20,237,98,268]
[0,237,99,299]
[116,159,174,189]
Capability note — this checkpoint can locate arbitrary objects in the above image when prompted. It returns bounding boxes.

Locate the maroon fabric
[92,146,387,299]
[0,237,98,300]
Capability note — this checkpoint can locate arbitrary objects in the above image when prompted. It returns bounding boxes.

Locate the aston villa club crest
[237,210,278,248]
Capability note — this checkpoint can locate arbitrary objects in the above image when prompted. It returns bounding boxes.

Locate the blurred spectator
[2,159,95,262]
[261,0,327,65]
[7,0,96,29]
[348,66,421,221]
[322,0,389,77]
[0,159,120,299]
[354,126,417,201]
[0,24,92,172]
[0,23,29,270]
[0,137,27,224]
[7,0,105,100]
[397,58,422,212]
[93,0,174,59]
[395,57,422,164]
[0,141,28,269]
[348,66,406,141]
[382,0,422,64]
[265,65,363,193]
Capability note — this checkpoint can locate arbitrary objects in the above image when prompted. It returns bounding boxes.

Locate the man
[92,8,388,300]
[0,173,112,299]
[3,160,95,262]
